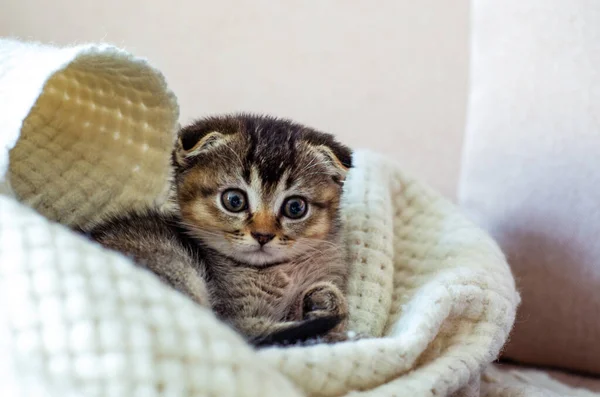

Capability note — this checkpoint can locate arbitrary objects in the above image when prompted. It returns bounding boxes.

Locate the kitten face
[173,114,352,266]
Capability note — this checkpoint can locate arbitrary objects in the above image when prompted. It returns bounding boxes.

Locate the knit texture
[0,38,594,396]
[0,38,178,229]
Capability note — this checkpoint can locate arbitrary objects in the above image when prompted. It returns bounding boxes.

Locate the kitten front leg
[154,260,211,308]
[83,210,212,308]
[298,281,349,342]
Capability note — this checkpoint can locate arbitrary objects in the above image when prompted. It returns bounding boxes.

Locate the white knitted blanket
[0,38,596,397]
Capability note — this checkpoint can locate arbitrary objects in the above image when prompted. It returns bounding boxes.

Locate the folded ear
[307,142,352,184]
[174,130,227,166]
[301,128,352,173]
[314,144,351,171]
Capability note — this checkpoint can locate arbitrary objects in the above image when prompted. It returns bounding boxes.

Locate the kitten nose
[251,232,275,246]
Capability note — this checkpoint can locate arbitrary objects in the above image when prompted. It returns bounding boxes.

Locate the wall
[1,0,469,198]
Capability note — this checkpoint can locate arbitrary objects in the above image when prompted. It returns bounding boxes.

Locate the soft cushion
[459,0,600,375]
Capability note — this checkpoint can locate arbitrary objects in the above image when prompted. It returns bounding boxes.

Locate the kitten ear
[174,131,227,166]
[309,144,352,181]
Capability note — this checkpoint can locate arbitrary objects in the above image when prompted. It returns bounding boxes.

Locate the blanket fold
[0,38,178,229]
[0,38,592,397]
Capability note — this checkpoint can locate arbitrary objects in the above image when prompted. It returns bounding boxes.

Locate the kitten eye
[282,197,308,219]
[221,189,248,213]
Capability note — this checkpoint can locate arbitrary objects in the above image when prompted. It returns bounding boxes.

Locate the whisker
[223,143,245,169]
[297,155,331,175]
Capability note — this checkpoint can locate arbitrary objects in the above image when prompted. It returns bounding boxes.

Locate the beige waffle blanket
[0,38,597,397]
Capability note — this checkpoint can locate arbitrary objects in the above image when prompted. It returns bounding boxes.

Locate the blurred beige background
[1,0,469,198]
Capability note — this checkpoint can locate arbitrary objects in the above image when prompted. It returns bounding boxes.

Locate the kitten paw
[300,282,348,336]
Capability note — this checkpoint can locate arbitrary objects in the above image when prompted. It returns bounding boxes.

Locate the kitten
[85,114,352,345]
